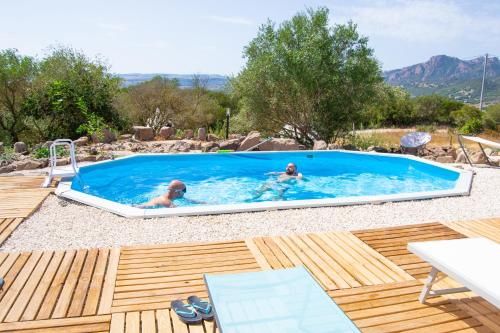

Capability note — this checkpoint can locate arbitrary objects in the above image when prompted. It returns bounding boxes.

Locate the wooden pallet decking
[353,222,466,278]
[0,315,111,332]
[112,240,262,313]
[248,232,414,291]
[443,219,500,243]
[0,176,54,244]
[0,248,119,324]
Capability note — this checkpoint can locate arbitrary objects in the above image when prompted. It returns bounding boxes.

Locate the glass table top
[204,266,360,333]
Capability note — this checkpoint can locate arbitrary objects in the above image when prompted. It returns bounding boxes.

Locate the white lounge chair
[408,237,500,308]
[457,135,500,167]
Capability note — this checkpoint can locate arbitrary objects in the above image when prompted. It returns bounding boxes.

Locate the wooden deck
[0,176,499,332]
[0,176,53,244]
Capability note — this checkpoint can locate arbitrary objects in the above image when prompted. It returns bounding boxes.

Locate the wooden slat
[443,218,500,243]
[0,315,111,332]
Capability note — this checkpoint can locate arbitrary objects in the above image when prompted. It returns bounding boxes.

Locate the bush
[416,124,437,133]
[0,146,15,165]
[451,105,483,130]
[32,146,68,159]
[459,118,483,135]
[343,134,384,150]
[485,104,500,125]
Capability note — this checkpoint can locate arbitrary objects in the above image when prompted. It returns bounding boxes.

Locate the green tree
[232,7,381,145]
[0,49,38,143]
[484,103,500,128]
[413,95,463,125]
[362,84,414,127]
[451,104,483,134]
[23,46,121,140]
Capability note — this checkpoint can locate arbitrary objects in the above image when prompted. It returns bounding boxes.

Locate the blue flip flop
[171,300,202,324]
[187,295,214,321]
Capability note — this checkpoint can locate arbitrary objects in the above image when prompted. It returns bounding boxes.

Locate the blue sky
[1,0,499,74]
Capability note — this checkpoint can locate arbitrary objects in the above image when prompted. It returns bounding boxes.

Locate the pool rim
[55,150,474,218]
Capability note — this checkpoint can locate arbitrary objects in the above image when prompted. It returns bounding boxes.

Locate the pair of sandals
[171,296,214,324]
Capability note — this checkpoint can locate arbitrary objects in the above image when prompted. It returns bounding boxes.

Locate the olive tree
[232,7,381,145]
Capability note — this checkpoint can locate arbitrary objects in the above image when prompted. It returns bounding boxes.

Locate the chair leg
[419,266,439,303]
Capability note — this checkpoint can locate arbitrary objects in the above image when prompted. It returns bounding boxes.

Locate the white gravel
[2,166,499,252]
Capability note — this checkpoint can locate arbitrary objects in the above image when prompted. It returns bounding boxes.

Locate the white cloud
[334,0,500,43]
[204,15,254,26]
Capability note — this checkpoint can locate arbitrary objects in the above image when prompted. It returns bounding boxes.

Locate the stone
[133,126,154,141]
[488,156,500,166]
[0,164,15,174]
[209,147,220,152]
[14,142,27,154]
[198,128,207,141]
[259,138,299,151]
[183,129,194,139]
[229,134,244,140]
[201,142,219,152]
[171,140,191,152]
[89,147,99,155]
[312,140,327,150]
[298,145,306,150]
[341,144,359,151]
[74,136,89,147]
[455,151,468,164]
[471,151,488,164]
[237,131,261,151]
[159,126,176,139]
[56,157,70,166]
[219,139,241,151]
[119,134,133,140]
[91,128,117,144]
[327,143,341,150]
[0,142,4,154]
[436,156,454,163]
[12,159,44,170]
[207,134,219,142]
[367,146,388,153]
[483,148,493,156]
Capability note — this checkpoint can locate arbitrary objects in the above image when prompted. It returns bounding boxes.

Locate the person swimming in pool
[137,180,192,208]
[252,163,303,200]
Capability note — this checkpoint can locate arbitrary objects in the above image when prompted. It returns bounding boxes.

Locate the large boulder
[74,136,89,147]
[133,126,154,141]
[183,129,194,139]
[471,151,488,164]
[207,134,219,142]
[313,140,327,150]
[436,156,454,163]
[171,140,191,152]
[259,138,299,151]
[119,134,133,140]
[237,131,261,151]
[0,142,4,154]
[455,151,468,164]
[201,142,219,152]
[159,126,176,139]
[91,128,116,144]
[0,164,15,174]
[198,128,207,141]
[219,139,241,150]
[367,146,388,153]
[14,142,27,154]
[12,159,44,170]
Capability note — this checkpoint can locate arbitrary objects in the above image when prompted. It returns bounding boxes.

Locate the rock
[56,157,70,166]
[133,126,154,141]
[219,139,241,150]
[159,126,176,139]
[171,140,191,152]
[367,146,388,153]
[341,144,359,151]
[0,164,15,174]
[436,156,454,163]
[455,151,468,163]
[12,159,44,170]
[201,142,219,152]
[327,143,341,150]
[488,156,500,166]
[209,147,220,152]
[229,134,244,140]
[14,142,27,154]
[89,147,99,155]
[207,134,219,142]
[313,140,327,150]
[91,128,116,144]
[183,129,194,139]
[0,142,3,154]
[119,134,133,140]
[198,128,207,141]
[471,151,488,164]
[483,148,493,156]
[259,138,299,151]
[298,145,306,150]
[74,136,89,147]
[237,131,261,151]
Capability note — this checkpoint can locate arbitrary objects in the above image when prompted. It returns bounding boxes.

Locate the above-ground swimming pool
[56,151,473,218]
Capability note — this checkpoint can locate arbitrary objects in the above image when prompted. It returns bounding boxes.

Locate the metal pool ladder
[42,139,79,188]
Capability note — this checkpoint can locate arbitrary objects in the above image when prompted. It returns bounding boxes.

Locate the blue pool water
[71,151,460,207]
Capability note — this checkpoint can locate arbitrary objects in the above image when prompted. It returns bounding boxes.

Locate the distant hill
[116,73,229,90]
[384,55,500,104]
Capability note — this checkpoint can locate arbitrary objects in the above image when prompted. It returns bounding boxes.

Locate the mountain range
[117,55,500,104]
[384,55,500,104]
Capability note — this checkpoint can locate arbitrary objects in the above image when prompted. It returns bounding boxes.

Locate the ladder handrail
[42,139,79,187]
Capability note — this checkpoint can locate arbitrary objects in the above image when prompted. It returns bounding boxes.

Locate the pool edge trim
[55,150,474,219]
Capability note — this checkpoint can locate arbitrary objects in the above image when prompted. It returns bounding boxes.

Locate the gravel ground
[2,166,499,252]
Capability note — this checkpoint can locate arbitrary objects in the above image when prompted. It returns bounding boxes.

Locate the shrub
[344,134,384,150]
[416,124,437,133]
[459,118,483,135]
[32,146,68,159]
[451,105,483,131]
[0,146,15,165]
